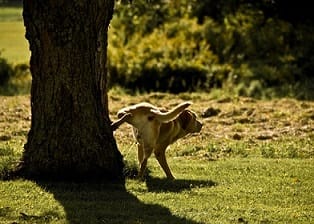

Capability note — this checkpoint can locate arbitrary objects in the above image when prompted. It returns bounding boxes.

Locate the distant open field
[0,6,30,63]
[0,92,313,223]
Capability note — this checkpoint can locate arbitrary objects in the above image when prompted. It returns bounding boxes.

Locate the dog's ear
[180,110,192,130]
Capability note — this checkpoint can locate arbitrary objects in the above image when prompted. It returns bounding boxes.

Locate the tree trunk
[21,0,124,180]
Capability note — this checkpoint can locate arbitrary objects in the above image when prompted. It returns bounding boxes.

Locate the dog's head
[178,110,202,134]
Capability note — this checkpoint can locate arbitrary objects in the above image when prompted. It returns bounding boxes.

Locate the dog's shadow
[146,176,217,192]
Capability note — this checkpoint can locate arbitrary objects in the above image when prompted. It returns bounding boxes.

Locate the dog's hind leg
[111,113,131,131]
[152,102,192,123]
[137,146,153,179]
[154,147,175,179]
[137,143,144,167]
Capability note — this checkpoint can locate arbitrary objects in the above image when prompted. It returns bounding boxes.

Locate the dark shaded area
[192,0,314,25]
[274,0,314,25]
[146,176,217,193]
[1,163,209,223]
[0,0,22,7]
[36,180,204,224]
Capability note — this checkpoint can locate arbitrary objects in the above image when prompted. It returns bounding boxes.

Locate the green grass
[0,20,30,63]
[0,158,313,224]
[0,7,30,63]
[0,94,313,223]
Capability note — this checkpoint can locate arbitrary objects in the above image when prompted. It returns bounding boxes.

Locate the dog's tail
[151,101,192,123]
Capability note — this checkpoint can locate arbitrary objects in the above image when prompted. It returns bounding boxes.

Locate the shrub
[108,18,219,92]
[0,53,13,86]
[107,1,314,99]
[0,58,31,95]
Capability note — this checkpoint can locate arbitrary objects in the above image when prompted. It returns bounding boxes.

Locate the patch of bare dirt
[109,94,314,159]
[197,97,314,142]
[1,94,313,159]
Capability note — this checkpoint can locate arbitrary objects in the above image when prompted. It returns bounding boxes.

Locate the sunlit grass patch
[126,158,314,223]
[0,21,30,63]
[0,180,66,223]
[259,137,314,159]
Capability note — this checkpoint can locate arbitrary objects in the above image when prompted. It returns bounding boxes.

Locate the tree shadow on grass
[146,176,217,193]
[38,180,204,224]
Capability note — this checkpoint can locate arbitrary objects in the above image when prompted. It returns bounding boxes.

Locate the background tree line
[107,0,314,99]
[0,0,313,99]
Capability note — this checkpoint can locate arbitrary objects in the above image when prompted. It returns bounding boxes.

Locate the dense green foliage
[108,0,314,98]
[0,1,313,98]
[0,54,13,85]
[0,5,30,95]
[0,52,30,95]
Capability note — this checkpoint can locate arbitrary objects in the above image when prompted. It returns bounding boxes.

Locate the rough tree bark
[20,0,124,179]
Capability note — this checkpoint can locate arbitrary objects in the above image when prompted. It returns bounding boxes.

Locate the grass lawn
[0,21,30,63]
[0,158,312,224]
[0,7,30,63]
[0,93,313,223]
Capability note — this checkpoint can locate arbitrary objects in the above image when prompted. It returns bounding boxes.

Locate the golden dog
[112,102,202,179]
